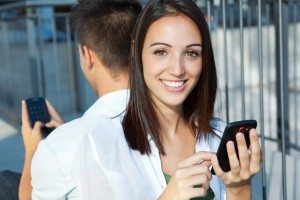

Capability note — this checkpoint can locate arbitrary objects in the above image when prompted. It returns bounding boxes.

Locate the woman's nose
[168,55,185,77]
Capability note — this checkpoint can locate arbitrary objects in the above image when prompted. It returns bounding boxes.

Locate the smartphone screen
[25,97,54,138]
[211,120,257,174]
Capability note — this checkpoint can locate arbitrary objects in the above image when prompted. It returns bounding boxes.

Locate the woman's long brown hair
[122,0,218,155]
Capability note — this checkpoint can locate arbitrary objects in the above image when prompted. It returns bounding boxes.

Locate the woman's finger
[211,154,225,178]
[174,163,211,180]
[236,132,250,178]
[185,174,209,188]
[177,152,214,168]
[201,160,213,168]
[200,179,210,191]
[226,141,240,176]
[249,129,261,174]
[184,187,207,199]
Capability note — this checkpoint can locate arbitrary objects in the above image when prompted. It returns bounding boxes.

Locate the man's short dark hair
[70,0,141,75]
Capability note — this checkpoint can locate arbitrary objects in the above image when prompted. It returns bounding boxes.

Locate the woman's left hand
[211,129,262,193]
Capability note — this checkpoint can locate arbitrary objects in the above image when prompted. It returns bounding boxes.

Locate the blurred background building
[0,0,299,199]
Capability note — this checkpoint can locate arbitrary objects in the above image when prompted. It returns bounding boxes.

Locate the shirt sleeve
[31,140,69,200]
[210,119,227,200]
[71,133,116,200]
[219,177,227,200]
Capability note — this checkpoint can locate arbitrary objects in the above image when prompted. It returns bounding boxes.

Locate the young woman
[73,0,262,199]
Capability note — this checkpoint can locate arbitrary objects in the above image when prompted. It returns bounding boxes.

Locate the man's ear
[81,45,94,71]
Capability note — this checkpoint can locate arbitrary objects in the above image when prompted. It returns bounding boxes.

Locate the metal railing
[0,0,299,199]
[0,0,95,124]
[0,1,76,12]
[197,0,300,199]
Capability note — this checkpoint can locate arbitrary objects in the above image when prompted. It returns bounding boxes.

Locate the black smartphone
[25,97,54,138]
[211,119,257,175]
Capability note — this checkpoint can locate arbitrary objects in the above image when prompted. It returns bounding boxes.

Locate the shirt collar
[83,89,129,118]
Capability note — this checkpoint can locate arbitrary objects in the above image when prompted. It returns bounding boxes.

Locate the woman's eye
[185,50,200,57]
[153,49,167,56]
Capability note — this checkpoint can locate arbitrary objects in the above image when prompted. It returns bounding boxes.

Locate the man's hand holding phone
[19,99,64,200]
[21,99,64,153]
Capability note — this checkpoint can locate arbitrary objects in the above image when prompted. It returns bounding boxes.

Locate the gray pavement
[0,118,24,173]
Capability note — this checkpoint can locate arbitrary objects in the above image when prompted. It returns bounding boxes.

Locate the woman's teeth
[161,80,185,88]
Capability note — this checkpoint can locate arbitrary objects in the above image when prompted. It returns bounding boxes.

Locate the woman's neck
[155,102,185,140]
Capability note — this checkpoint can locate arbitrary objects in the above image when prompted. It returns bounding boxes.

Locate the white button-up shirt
[72,117,227,200]
[31,90,130,200]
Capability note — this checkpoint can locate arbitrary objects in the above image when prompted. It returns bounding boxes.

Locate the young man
[18,0,141,199]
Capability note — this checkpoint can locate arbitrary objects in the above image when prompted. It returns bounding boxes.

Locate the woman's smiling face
[142,14,203,110]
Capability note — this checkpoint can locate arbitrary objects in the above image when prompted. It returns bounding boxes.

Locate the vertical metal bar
[228,4,236,120]
[27,12,41,97]
[0,21,2,100]
[230,5,234,29]
[10,21,16,106]
[257,0,267,199]
[247,3,254,116]
[295,2,300,144]
[35,13,45,97]
[7,22,14,108]
[0,22,3,103]
[66,15,77,113]
[239,0,246,119]
[265,3,273,138]
[51,14,60,110]
[278,0,287,199]
[4,22,13,107]
[207,0,211,32]
[293,2,298,147]
[16,19,22,102]
[19,17,26,97]
[222,0,229,123]
[2,22,11,107]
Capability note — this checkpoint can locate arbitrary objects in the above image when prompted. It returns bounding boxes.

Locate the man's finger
[45,119,62,128]
[45,100,64,122]
[21,100,31,129]
[32,121,44,135]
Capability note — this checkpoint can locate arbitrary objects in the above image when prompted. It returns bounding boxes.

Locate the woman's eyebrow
[150,42,172,47]
[186,43,203,48]
[149,42,202,48]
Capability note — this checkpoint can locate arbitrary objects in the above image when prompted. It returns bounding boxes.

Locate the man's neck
[97,86,129,97]
[96,73,129,97]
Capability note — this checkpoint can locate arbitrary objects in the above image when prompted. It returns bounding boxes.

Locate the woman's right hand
[159,152,213,200]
